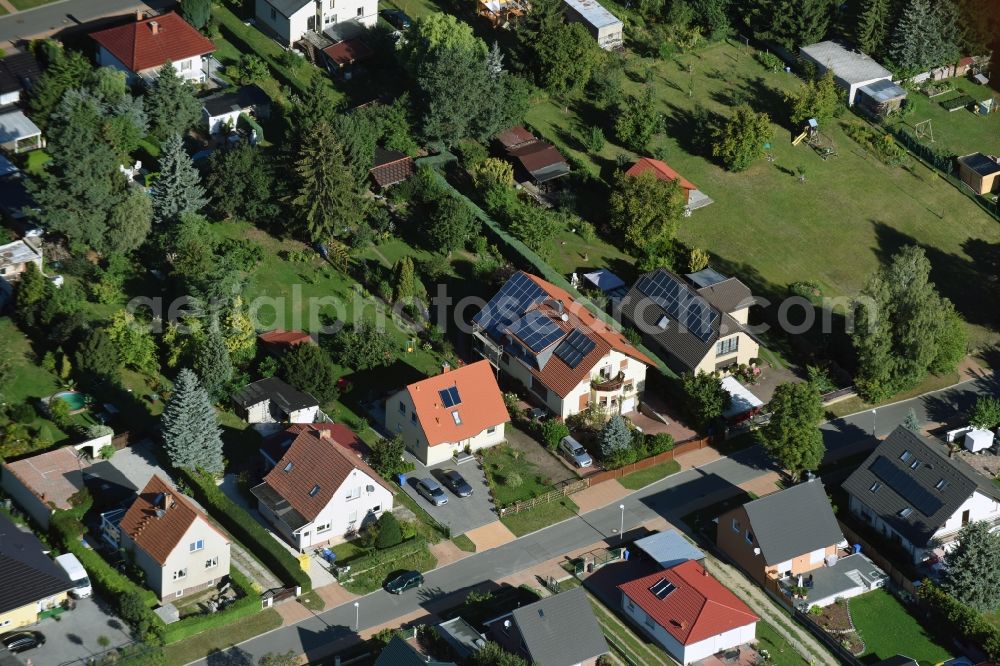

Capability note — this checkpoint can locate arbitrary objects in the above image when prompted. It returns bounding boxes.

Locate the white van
[55,553,92,599]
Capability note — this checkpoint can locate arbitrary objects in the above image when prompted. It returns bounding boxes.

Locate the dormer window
[283,461,293,473]
[909,459,920,470]
[870,482,881,493]
[900,450,912,463]
[656,315,669,330]
[899,507,913,518]
[309,484,320,497]
[935,479,948,491]
[452,411,462,425]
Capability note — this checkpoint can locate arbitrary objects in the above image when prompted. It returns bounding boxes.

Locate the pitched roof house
[251,427,394,550]
[625,157,711,209]
[0,52,41,107]
[494,126,570,186]
[473,271,653,419]
[485,587,609,666]
[717,480,844,586]
[118,475,231,599]
[369,147,415,190]
[374,635,456,666]
[201,84,271,135]
[386,360,510,465]
[0,513,73,630]
[619,268,758,375]
[843,426,1000,564]
[90,11,215,84]
[619,561,758,664]
[254,0,378,48]
[231,377,320,424]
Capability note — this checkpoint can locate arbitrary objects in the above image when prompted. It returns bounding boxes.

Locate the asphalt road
[0,0,173,48]
[193,371,997,666]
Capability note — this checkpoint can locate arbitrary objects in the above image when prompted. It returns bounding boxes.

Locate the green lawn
[618,460,681,490]
[850,590,952,665]
[501,497,579,537]
[889,78,1000,159]
[340,544,437,594]
[163,608,281,666]
[452,534,476,552]
[9,0,59,10]
[526,40,1000,351]
[22,149,50,175]
[588,597,675,666]
[755,621,809,666]
[481,444,554,506]
[825,368,962,419]
[0,318,70,445]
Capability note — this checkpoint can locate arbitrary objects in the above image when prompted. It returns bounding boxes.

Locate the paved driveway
[400,459,497,536]
[108,439,173,491]
[23,596,133,666]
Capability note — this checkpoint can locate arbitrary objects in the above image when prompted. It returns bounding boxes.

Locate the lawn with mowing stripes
[851,590,951,665]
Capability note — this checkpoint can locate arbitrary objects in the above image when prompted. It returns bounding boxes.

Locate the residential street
[191,369,996,665]
[0,0,173,49]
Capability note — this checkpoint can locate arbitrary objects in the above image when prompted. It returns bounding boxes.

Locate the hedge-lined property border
[917,581,1000,660]
[178,469,312,592]
[162,568,260,644]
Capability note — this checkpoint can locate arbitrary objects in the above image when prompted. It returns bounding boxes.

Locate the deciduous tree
[335,322,395,370]
[369,435,408,479]
[160,368,224,475]
[181,0,212,30]
[609,170,685,256]
[375,513,402,549]
[682,371,731,429]
[786,70,841,125]
[74,327,120,385]
[614,90,659,152]
[106,310,159,377]
[969,396,1000,431]
[279,343,338,403]
[758,382,824,479]
[206,144,278,222]
[425,194,478,253]
[712,104,774,172]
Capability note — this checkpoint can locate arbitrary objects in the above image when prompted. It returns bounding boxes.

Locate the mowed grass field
[526,40,1000,349]
[889,76,1000,159]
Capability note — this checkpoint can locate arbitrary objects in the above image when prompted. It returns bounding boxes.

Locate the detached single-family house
[620,268,758,375]
[717,479,845,586]
[1,446,87,529]
[562,0,623,50]
[255,0,378,47]
[0,513,73,630]
[251,426,394,550]
[0,109,43,154]
[375,635,456,666]
[957,152,1000,195]
[799,41,906,111]
[369,147,415,190]
[0,238,42,283]
[202,85,271,135]
[385,360,510,465]
[625,157,712,210]
[0,52,41,107]
[116,475,231,600]
[90,12,215,84]
[231,377,320,424]
[843,426,1000,565]
[619,561,759,664]
[485,587,609,666]
[473,271,653,419]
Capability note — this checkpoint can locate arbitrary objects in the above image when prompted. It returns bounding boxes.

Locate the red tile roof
[369,148,415,188]
[406,360,510,447]
[619,561,758,646]
[495,126,537,150]
[260,428,393,522]
[120,475,228,566]
[626,157,698,192]
[322,38,374,66]
[90,12,215,74]
[508,141,567,173]
[258,329,314,346]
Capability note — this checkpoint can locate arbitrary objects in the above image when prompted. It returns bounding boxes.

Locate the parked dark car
[385,570,424,594]
[440,469,473,497]
[380,9,413,29]
[1,631,45,653]
[416,478,449,506]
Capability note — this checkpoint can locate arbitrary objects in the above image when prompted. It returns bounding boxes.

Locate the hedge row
[346,537,427,576]
[917,581,1000,660]
[163,568,260,644]
[178,469,312,592]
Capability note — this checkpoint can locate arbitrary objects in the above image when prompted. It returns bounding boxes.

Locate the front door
[308,14,316,30]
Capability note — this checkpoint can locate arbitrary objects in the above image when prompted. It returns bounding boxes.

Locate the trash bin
[587,561,595,573]
[622,548,630,561]
[397,472,407,485]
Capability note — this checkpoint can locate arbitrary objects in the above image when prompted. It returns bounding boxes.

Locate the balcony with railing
[591,371,625,392]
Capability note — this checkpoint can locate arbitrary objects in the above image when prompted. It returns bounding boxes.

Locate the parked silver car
[416,478,449,506]
[559,436,593,468]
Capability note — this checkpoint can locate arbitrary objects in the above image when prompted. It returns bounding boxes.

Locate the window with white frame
[731,517,740,533]
[346,486,361,500]
[180,59,192,71]
[190,539,204,552]
[716,337,738,356]
[487,426,496,434]
[173,568,187,580]
[356,6,363,15]
[316,522,332,533]
[205,556,218,569]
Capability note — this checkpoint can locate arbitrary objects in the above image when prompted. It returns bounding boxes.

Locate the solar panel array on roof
[554,329,596,369]
[473,272,547,338]
[438,386,461,407]
[635,272,718,342]
[508,310,564,352]
[649,578,676,599]
[869,456,944,517]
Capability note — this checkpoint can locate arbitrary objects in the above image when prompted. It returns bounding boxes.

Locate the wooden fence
[500,478,588,515]
[586,436,713,486]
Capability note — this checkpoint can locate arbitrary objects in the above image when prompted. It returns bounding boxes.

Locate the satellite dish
[753,547,761,556]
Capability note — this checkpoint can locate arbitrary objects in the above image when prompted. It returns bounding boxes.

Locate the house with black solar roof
[472,271,654,419]
[843,426,1000,565]
[618,267,758,375]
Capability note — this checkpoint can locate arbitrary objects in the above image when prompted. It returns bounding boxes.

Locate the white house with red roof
[619,561,758,664]
[385,360,510,466]
[625,157,712,210]
[473,272,652,420]
[251,426,393,550]
[90,12,215,84]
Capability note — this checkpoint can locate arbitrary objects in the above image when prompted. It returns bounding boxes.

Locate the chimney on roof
[149,20,160,35]
[136,10,144,21]
[441,362,451,373]
[316,428,333,441]
[547,299,564,315]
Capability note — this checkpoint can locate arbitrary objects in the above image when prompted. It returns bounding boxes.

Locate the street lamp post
[619,504,625,544]
[354,601,359,631]
[871,409,877,436]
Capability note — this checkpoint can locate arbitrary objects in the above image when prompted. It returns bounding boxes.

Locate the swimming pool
[53,390,87,412]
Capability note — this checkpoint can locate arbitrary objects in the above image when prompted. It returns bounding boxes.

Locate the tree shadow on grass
[661,103,723,163]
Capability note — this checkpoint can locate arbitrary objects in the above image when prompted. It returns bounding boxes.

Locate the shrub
[538,420,570,450]
[8,402,36,423]
[756,51,783,72]
[648,432,674,455]
[375,513,403,549]
[970,396,1000,431]
[177,469,311,592]
[789,280,822,301]
[162,569,260,643]
[505,471,523,488]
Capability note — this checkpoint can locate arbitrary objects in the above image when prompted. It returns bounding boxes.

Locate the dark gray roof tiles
[696,277,754,314]
[231,377,318,413]
[0,513,73,615]
[742,480,844,565]
[509,587,609,666]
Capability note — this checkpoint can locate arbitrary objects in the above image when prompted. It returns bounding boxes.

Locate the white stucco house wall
[619,561,758,664]
[472,271,652,420]
[252,426,394,550]
[117,476,231,600]
[231,377,320,424]
[89,12,215,85]
[255,0,377,47]
[385,360,510,466]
